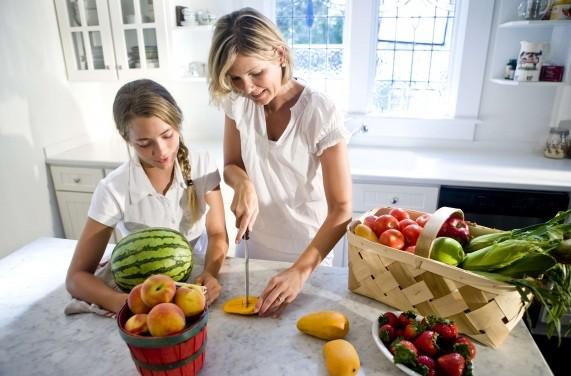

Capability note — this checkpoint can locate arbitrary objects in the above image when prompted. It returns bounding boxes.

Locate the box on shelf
[347,206,531,348]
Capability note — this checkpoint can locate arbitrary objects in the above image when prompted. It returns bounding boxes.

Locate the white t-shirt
[88,150,221,254]
[223,85,349,263]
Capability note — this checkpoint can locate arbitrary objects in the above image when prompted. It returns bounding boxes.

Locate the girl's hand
[194,272,221,306]
[255,266,307,318]
[231,180,259,243]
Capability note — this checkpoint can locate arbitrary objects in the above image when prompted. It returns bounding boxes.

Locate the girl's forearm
[203,233,228,277]
[67,271,128,313]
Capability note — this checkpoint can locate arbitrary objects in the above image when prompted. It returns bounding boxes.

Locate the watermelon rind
[111,227,193,291]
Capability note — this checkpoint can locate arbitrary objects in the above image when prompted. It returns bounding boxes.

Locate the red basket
[117,304,207,376]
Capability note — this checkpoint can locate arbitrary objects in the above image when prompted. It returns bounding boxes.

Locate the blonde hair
[113,79,200,224]
[207,7,293,105]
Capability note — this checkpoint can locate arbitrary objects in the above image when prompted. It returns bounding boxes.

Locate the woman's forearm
[223,164,250,189]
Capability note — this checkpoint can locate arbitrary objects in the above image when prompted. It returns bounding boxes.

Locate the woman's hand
[231,179,259,243]
[254,266,308,318]
[194,272,221,306]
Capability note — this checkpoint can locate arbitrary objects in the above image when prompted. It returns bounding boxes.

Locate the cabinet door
[54,0,117,80]
[352,183,439,214]
[56,191,92,240]
[108,0,168,80]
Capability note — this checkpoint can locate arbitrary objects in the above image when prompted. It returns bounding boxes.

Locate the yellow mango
[223,296,259,315]
[323,339,360,376]
[296,311,349,340]
[354,224,378,242]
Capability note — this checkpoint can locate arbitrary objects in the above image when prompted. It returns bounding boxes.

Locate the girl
[66,79,228,313]
[208,8,352,317]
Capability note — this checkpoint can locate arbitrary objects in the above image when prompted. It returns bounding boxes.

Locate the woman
[66,79,228,313]
[208,8,352,317]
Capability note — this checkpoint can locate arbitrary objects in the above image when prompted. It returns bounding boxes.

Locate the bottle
[544,128,569,159]
[504,59,517,80]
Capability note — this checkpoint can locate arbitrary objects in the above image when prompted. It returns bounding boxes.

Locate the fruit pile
[378,311,476,376]
[354,207,430,253]
[353,207,470,266]
[122,274,206,337]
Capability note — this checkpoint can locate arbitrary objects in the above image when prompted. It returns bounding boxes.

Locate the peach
[141,274,177,308]
[128,284,151,314]
[174,285,206,317]
[124,313,149,335]
[147,302,186,337]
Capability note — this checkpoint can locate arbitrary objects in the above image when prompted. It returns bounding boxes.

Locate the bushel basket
[347,206,531,348]
[117,304,207,375]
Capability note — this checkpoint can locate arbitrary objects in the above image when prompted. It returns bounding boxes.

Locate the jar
[504,59,517,80]
[544,128,569,159]
[550,0,571,20]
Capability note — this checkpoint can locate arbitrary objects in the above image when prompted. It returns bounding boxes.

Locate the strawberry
[403,321,421,341]
[398,311,417,327]
[391,339,418,369]
[453,336,477,361]
[378,312,399,327]
[432,320,459,343]
[379,324,396,343]
[417,355,436,376]
[437,352,465,376]
[414,330,439,357]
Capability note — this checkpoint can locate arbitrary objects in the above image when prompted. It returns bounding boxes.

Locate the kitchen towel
[63,259,118,318]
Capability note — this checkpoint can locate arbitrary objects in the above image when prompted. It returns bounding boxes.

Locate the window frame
[269,0,494,143]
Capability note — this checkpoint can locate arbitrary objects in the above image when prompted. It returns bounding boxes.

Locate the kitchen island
[0,238,553,375]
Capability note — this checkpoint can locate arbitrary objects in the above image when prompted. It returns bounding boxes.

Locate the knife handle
[243,230,250,240]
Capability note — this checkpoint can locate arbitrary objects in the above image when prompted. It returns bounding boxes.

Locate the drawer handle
[73,177,82,184]
[391,197,399,205]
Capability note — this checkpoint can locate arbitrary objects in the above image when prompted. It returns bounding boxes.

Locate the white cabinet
[50,165,121,243]
[489,0,571,86]
[54,0,169,81]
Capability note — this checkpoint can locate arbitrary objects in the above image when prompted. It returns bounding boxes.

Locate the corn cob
[461,239,543,271]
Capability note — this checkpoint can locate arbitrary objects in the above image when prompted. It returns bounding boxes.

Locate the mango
[223,296,259,315]
[296,311,349,340]
[354,223,378,242]
[323,339,360,376]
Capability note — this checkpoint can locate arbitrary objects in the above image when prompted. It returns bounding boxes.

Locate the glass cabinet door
[54,0,116,80]
[109,0,166,78]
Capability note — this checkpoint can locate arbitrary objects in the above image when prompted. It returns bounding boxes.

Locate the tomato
[402,223,423,246]
[373,215,400,237]
[379,229,405,250]
[398,218,416,232]
[389,207,410,221]
[404,245,416,254]
[415,214,431,227]
[364,215,377,230]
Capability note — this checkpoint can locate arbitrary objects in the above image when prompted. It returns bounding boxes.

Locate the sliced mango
[222,296,259,315]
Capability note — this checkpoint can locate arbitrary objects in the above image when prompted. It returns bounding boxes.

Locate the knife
[243,230,250,307]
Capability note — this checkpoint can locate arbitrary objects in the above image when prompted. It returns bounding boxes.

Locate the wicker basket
[347,206,531,348]
[117,305,207,375]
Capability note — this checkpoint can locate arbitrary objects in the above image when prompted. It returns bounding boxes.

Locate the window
[275,0,347,108]
[270,0,493,142]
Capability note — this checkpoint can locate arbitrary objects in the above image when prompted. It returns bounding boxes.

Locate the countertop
[44,139,571,192]
[0,237,553,375]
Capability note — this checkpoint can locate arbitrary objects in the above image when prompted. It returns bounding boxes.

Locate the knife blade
[243,230,250,307]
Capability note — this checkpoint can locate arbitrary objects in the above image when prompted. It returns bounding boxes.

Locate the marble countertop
[44,139,571,192]
[0,238,553,375]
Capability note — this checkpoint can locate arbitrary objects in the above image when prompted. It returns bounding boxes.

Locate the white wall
[0,0,568,258]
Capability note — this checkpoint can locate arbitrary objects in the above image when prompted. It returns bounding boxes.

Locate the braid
[177,140,200,224]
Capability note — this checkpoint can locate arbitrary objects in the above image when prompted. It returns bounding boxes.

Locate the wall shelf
[490,78,568,87]
[499,20,571,28]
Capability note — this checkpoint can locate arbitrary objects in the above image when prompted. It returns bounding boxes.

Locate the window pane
[84,0,99,26]
[125,29,139,68]
[140,0,155,23]
[143,28,159,68]
[121,0,135,24]
[72,31,87,70]
[371,0,456,117]
[89,31,104,69]
[276,0,347,109]
[67,0,81,27]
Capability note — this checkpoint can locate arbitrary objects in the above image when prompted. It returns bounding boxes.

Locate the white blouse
[223,85,349,263]
[88,149,221,253]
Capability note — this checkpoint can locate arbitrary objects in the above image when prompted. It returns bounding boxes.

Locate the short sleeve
[200,151,221,193]
[310,94,350,156]
[221,93,244,124]
[88,181,122,227]
[190,150,222,201]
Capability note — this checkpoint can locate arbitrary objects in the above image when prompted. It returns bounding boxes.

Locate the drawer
[352,183,439,214]
[51,166,104,193]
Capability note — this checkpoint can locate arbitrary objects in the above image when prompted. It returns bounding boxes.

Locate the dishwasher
[438,185,570,375]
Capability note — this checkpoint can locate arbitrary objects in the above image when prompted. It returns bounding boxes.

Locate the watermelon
[111,227,193,292]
